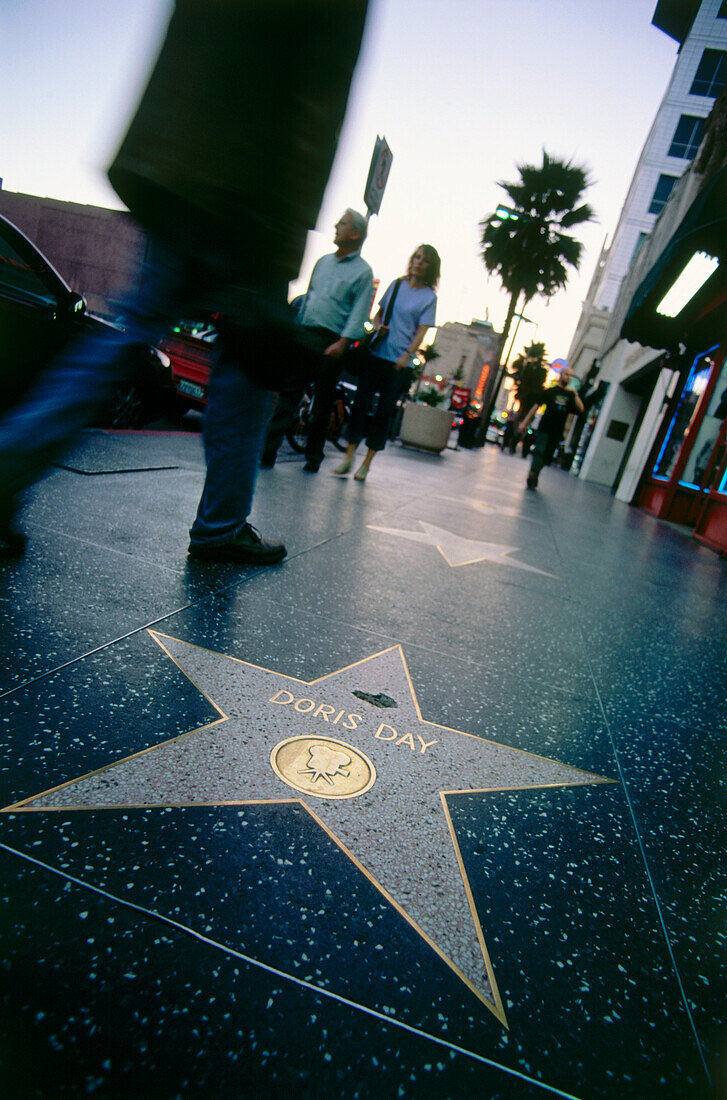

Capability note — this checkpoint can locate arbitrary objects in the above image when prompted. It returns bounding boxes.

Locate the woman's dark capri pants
[346,353,412,451]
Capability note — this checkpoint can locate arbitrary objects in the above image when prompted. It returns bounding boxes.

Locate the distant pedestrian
[501,413,521,454]
[0,0,369,560]
[334,244,440,481]
[261,210,374,473]
[518,366,584,490]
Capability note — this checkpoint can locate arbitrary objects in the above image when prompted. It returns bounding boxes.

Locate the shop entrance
[637,344,727,536]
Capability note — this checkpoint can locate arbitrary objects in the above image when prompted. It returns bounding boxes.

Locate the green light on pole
[495,205,520,221]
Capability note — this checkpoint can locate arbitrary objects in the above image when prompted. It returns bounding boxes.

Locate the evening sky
[3,0,678,362]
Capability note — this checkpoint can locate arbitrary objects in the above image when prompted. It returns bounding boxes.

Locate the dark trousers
[262,326,340,462]
[346,354,410,452]
[502,419,520,453]
[529,429,559,479]
[305,352,344,461]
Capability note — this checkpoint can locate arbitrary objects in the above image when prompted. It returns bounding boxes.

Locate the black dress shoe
[188,524,286,564]
[260,452,276,468]
[0,523,27,556]
[303,458,320,473]
[0,500,26,556]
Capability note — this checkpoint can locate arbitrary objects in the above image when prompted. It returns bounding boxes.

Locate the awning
[651,0,699,45]
[621,165,727,351]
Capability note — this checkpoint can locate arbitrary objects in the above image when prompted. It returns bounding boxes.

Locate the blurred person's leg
[0,239,192,546]
[188,346,283,562]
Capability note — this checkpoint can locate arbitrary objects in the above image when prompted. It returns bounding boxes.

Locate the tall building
[429,321,502,406]
[567,0,727,385]
[563,57,727,555]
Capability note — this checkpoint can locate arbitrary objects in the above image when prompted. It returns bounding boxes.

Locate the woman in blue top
[334,244,440,481]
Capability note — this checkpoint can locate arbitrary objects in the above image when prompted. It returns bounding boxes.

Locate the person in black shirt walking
[518,366,584,489]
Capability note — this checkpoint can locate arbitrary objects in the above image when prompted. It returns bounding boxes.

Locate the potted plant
[399,383,453,453]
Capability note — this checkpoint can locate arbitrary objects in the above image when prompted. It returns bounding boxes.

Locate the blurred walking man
[0,0,369,560]
[519,366,584,490]
[261,210,373,473]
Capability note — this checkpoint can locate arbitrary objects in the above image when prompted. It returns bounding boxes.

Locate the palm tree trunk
[500,288,521,353]
[483,288,521,428]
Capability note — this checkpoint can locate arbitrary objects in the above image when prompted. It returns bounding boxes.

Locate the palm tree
[480,151,595,348]
[479,151,594,421]
[510,340,548,412]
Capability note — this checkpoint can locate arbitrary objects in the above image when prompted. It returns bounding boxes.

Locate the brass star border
[3,632,613,1027]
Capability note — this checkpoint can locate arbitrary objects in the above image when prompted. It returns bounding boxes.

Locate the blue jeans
[0,237,272,545]
[0,238,190,492]
[189,355,273,545]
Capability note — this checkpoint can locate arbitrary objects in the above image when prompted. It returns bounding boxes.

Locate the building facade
[428,320,503,409]
[566,0,727,406]
[565,68,727,556]
[0,188,147,320]
[595,0,726,315]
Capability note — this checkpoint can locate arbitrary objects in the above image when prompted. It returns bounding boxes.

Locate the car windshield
[0,230,59,308]
[170,321,217,343]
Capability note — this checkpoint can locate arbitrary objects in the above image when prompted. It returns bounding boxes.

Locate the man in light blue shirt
[262,209,373,471]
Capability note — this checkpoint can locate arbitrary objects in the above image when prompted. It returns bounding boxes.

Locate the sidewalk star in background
[8,634,610,1023]
[367,520,557,574]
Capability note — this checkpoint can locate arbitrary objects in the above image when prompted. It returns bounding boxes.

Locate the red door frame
[693,418,727,556]
[637,345,726,524]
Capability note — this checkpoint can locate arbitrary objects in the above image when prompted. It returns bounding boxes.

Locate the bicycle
[285,378,356,453]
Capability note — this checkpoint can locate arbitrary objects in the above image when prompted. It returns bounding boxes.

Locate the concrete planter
[398,402,452,453]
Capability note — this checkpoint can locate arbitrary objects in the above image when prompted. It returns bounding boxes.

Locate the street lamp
[482,313,536,435]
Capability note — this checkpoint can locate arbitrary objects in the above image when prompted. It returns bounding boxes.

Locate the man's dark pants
[263,327,341,464]
[529,429,560,481]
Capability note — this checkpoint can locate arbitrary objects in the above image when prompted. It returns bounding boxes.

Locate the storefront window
[680,356,727,488]
[653,350,717,480]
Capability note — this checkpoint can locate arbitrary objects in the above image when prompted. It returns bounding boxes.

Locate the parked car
[157,320,217,415]
[0,212,172,428]
[157,295,309,418]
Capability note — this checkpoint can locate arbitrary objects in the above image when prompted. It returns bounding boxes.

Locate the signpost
[363,136,393,218]
[450,386,471,411]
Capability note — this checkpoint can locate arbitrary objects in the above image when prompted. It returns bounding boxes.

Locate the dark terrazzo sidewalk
[0,430,724,1099]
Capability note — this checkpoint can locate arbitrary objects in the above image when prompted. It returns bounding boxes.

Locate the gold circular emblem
[270,736,376,800]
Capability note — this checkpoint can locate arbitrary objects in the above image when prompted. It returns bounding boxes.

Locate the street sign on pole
[363,136,393,217]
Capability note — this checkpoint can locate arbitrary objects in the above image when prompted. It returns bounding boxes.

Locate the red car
[158,295,308,416]
[157,321,216,414]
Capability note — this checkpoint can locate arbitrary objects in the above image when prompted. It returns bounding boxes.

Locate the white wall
[615,369,677,502]
[579,339,670,484]
[578,386,642,485]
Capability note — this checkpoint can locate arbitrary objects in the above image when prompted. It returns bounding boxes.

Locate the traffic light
[495,205,520,221]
